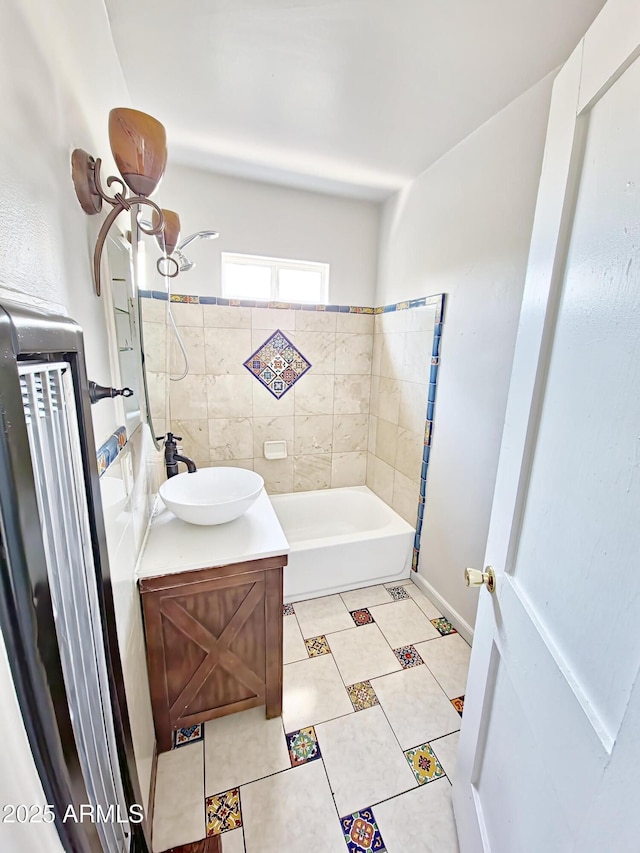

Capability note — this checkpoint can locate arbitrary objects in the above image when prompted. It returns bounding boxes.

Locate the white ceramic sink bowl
[158,467,264,526]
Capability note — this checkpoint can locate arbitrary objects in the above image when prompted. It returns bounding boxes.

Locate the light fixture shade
[108,108,167,197]
[153,209,181,255]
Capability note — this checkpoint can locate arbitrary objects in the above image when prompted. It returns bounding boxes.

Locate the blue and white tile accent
[244,329,311,399]
[173,723,204,748]
[340,807,386,853]
[139,290,443,321]
[411,294,445,572]
[374,293,444,323]
[96,426,127,477]
[139,290,376,314]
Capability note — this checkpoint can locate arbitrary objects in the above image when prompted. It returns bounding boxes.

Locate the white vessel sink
[158,467,265,526]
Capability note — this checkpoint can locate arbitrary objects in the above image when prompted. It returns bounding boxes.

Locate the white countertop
[136,489,290,580]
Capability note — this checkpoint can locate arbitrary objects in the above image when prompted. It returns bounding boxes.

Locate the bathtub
[269,485,414,602]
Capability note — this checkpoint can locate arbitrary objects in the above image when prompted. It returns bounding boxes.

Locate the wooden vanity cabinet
[139,554,287,754]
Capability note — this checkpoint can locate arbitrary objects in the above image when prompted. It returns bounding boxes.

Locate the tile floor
[152,578,470,853]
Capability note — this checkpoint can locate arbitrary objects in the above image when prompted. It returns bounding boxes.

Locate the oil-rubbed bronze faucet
[162,432,197,478]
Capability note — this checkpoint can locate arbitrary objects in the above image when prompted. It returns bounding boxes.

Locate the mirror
[105,232,143,435]
[132,220,169,451]
[129,211,218,453]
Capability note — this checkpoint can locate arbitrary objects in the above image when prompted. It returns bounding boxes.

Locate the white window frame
[221,252,330,304]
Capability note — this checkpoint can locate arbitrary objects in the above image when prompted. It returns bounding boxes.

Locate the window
[221,253,329,304]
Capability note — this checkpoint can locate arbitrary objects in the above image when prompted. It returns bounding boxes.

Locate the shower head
[174,249,196,272]
[177,230,220,251]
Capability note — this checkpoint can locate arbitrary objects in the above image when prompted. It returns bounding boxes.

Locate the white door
[454,1,640,850]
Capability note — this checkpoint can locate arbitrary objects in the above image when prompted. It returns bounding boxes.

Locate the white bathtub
[270,486,414,602]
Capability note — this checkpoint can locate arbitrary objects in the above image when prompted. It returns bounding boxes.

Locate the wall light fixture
[153,209,182,278]
[71,108,168,296]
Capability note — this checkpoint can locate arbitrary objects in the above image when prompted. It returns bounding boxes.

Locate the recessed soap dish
[264,440,287,460]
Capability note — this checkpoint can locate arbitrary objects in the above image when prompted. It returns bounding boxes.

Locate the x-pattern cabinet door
[140,557,285,753]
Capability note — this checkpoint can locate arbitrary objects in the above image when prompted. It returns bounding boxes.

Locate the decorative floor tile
[350,608,374,626]
[404,743,445,786]
[451,695,465,717]
[386,586,410,601]
[346,681,379,712]
[340,807,386,853]
[286,726,322,766]
[243,330,311,399]
[173,724,204,748]
[393,645,424,669]
[305,635,331,657]
[283,603,295,616]
[431,617,457,636]
[206,789,242,836]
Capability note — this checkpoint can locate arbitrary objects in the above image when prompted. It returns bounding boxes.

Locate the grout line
[429,729,461,745]
[405,727,462,753]
[366,773,452,814]
[201,726,207,838]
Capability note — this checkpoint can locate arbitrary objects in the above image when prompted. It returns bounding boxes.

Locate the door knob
[465,566,496,594]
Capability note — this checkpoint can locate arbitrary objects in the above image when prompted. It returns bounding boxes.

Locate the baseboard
[411,571,475,645]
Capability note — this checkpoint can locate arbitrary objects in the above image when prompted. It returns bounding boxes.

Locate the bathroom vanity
[137,490,289,753]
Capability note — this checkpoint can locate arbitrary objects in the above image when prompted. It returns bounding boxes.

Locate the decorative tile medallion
[173,724,203,748]
[283,603,295,617]
[386,586,410,601]
[393,645,424,669]
[431,617,457,636]
[286,726,321,767]
[451,696,465,717]
[404,743,445,785]
[305,635,331,657]
[340,807,386,853]
[346,681,379,712]
[243,329,311,399]
[350,608,374,626]
[205,788,242,836]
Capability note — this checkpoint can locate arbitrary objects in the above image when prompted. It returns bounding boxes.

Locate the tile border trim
[412,293,446,571]
[96,426,127,478]
[139,290,444,322]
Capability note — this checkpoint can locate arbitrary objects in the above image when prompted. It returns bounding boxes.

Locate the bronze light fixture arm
[72,108,169,296]
[72,150,165,297]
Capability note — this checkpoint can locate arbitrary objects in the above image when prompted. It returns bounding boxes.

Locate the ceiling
[105,0,606,200]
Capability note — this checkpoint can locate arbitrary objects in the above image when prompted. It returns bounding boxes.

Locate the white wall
[0,0,130,447]
[154,164,380,305]
[377,74,555,631]
[0,0,157,834]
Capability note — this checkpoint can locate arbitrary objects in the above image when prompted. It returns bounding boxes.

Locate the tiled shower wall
[141,299,374,493]
[366,304,438,526]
